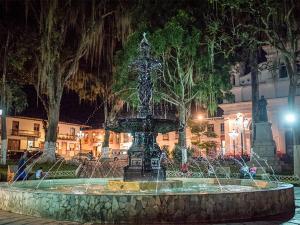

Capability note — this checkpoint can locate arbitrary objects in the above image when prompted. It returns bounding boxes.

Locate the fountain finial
[139,32,150,57]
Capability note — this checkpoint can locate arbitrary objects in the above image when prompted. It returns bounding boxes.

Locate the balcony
[57,133,76,141]
[11,129,40,138]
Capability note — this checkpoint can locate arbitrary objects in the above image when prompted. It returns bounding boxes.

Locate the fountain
[108,33,177,182]
[0,35,295,224]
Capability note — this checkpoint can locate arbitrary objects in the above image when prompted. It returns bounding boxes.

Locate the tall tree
[207,0,267,145]
[29,0,117,162]
[115,11,231,163]
[0,28,28,165]
[256,0,300,175]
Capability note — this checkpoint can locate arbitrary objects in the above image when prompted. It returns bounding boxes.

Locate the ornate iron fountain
[109,34,177,181]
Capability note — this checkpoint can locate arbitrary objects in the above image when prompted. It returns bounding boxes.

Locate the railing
[57,134,76,141]
[166,170,300,184]
[11,129,40,137]
[45,170,76,178]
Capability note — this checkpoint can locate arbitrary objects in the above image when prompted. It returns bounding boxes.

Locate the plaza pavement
[0,188,300,225]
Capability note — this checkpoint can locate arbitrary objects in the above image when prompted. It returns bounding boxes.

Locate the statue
[257,95,268,122]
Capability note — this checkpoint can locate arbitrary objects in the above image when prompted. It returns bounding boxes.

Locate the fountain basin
[0,178,294,223]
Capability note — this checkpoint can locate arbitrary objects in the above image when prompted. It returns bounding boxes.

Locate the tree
[151,12,230,161]
[28,0,116,162]
[206,0,269,145]
[256,0,300,175]
[188,119,218,157]
[210,0,300,174]
[0,29,28,165]
[115,11,231,164]
[67,72,125,148]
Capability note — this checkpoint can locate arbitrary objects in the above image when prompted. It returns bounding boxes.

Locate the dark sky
[19,86,104,127]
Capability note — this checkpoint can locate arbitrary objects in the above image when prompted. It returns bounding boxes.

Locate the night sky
[19,86,104,128]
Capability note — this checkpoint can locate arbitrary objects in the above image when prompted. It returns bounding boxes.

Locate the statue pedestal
[251,122,282,172]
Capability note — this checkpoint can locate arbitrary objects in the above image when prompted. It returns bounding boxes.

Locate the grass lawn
[0,160,78,181]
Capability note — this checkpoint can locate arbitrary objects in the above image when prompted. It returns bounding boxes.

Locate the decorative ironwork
[130,33,161,118]
[113,34,172,181]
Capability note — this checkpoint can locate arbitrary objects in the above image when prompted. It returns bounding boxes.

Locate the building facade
[0,116,88,159]
[221,45,300,158]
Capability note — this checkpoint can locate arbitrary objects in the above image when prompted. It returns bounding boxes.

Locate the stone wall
[0,178,295,223]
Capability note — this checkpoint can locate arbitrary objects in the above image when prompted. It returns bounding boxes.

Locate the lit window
[220,123,225,134]
[162,133,169,141]
[123,133,130,142]
[207,124,214,132]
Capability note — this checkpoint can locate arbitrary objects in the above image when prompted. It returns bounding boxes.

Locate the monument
[109,34,178,181]
[251,96,282,172]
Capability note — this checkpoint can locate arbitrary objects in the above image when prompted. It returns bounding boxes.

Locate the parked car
[72,152,94,161]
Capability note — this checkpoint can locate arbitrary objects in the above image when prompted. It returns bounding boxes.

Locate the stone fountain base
[0,178,294,223]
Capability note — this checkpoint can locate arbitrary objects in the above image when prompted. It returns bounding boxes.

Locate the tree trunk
[41,102,60,163]
[1,32,9,165]
[103,100,110,148]
[250,47,259,146]
[103,129,110,148]
[178,105,187,164]
[0,110,7,165]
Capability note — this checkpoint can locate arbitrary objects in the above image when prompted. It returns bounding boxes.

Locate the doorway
[8,139,20,151]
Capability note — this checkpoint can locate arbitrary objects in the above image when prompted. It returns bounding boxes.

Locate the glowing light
[228,129,239,139]
[197,115,204,120]
[285,113,296,123]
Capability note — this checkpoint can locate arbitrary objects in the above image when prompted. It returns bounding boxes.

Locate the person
[207,165,214,177]
[14,151,28,181]
[35,167,44,179]
[87,151,93,161]
[249,164,257,178]
[181,163,189,173]
[239,165,249,179]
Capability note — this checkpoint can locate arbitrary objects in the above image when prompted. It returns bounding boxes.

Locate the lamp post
[77,129,84,160]
[284,111,299,176]
[228,129,239,157]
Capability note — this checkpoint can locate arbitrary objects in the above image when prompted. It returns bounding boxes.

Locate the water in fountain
[251,151,279,182]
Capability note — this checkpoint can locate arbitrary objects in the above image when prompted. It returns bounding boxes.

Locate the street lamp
[285,112,297,124]
[228,129,239,157]
[197,115,204,121]
[77,129,84,160]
